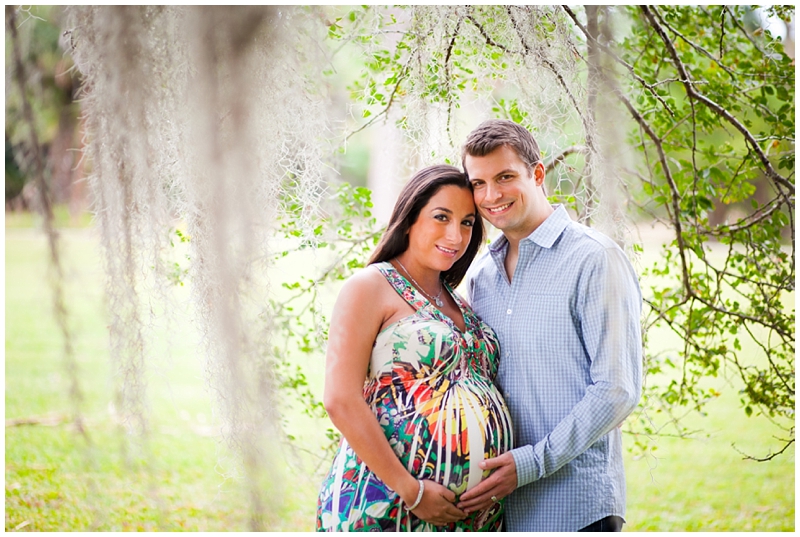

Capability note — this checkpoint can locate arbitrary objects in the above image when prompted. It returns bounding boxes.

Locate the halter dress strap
[373,261,476,337]
[373,261,432,312]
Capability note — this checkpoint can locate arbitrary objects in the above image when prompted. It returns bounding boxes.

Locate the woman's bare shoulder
[334,263,413,334]
[344,264,385,289]
[337,265,394,303]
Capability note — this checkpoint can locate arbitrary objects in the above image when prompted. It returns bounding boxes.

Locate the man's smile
[485,202,513,215]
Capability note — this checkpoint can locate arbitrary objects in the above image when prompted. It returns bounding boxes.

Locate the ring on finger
[491,495,499,503]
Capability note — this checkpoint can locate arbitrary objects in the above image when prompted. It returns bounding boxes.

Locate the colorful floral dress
[316,261,513,531]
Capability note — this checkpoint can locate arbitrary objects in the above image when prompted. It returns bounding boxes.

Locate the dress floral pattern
[316,262,513,531]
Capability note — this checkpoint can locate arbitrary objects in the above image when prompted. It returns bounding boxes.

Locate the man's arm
[459,246,642,512]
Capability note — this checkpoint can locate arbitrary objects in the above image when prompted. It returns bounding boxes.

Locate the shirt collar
[525,204,570,248]
[488,204,570,253]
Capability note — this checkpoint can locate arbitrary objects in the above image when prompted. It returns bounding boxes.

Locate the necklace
[395,258,444,308]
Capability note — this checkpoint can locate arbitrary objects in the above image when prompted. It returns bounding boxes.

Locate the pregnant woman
[316,165,513,531]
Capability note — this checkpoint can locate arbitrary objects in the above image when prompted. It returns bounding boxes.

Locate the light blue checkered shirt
[466,205,643,532]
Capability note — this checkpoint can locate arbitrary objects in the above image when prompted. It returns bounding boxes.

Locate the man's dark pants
[578,516,624,532]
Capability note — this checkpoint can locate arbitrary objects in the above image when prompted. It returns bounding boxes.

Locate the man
[457,119,642,532]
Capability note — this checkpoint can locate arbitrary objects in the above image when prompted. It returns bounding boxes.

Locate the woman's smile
[436,245,458,257]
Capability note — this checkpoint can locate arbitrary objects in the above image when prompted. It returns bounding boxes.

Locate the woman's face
[406,184,477,272]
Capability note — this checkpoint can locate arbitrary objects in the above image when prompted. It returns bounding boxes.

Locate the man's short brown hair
[461,119,542,176]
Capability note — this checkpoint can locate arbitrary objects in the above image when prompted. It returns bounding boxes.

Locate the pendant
[434,297,444,308]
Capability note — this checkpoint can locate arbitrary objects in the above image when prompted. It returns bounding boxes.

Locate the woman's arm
[323,269,466,526]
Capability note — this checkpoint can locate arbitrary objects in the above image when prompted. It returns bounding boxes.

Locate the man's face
[465,145,543,238]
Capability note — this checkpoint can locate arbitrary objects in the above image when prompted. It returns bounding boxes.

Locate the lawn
[624,388,794,531]
[5,221,794,531]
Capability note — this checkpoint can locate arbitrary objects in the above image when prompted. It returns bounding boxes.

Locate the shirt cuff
[510,444,539,488]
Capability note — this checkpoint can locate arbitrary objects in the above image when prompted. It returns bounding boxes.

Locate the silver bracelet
[404,480,425,511]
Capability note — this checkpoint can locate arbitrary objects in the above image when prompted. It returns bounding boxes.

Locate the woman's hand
[408,480,467,526]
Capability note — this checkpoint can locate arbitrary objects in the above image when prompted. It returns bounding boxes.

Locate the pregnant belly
[374,377,514,496]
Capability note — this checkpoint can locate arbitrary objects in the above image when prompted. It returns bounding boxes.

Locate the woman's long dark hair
[368,164,484,288]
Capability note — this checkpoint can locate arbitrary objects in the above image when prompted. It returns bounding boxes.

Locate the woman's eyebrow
[431,207,476,218]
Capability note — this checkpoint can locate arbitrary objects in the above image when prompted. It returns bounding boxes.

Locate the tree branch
[723,6,768,56]
[705,195,794,236]
[465,11,521,55]
[443,12,463,146]
[612,85,693,295]
[505,7,592,145]
[545,145,587,173]
[657,10,738,80]
[741,320,794,397]
[345,62,409,142]
[690,293,793,340]
[732,437,794,462]
[562,5,676,116]
[641,6,794,194]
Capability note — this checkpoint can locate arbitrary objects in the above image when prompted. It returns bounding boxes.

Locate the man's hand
[456,452,517,514]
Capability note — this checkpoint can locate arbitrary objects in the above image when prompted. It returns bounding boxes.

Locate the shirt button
[506,309,512,315]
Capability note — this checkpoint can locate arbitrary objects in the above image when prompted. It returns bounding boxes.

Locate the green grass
[622,231,794,531]
[5,226,323,531]
[5,205,94,229]
[624,388,794,531]
[5,218,794,531]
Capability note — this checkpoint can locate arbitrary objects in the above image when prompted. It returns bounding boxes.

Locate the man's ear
[533,161,545,186]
